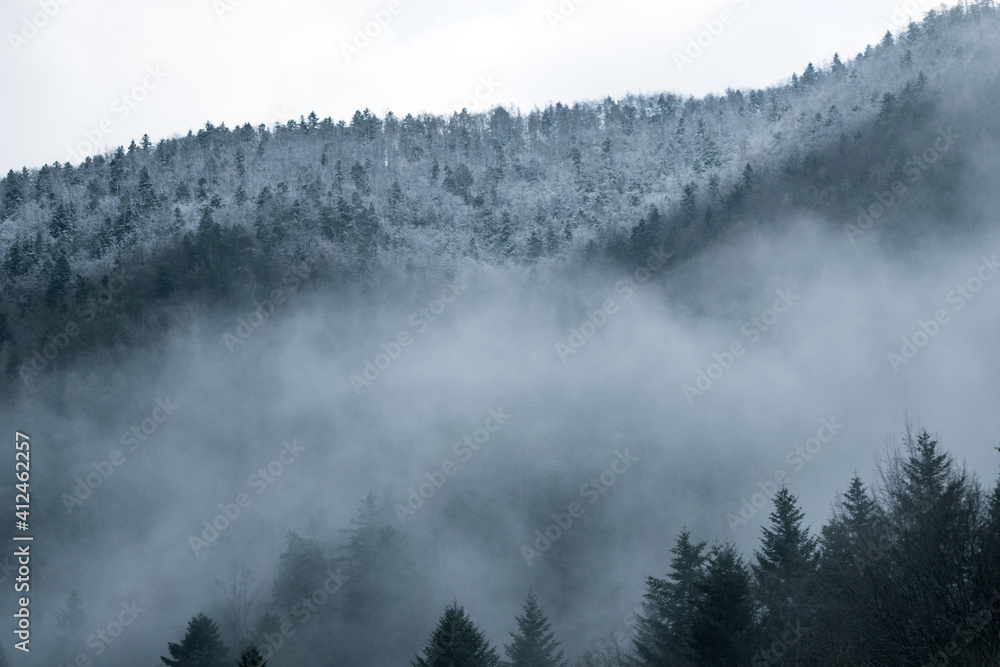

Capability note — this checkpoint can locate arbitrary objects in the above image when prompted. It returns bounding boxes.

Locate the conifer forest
[2,1,1000,665]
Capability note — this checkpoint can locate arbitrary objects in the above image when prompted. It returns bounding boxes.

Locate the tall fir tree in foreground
[634,528,706,666]
[819,474,879,575]
[160,613,229,667]
[811,474,882,664]
[752,487,817,659]
[413,602,501,667]
[504,591,568,667]
[688,543,755,667]
[868,429,985,664]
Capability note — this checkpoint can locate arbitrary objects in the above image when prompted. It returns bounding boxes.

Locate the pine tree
[985,447,1000,597]
[413,602,501,667]
[820,474,878,573]
[504,591,568,667]
[0,312,10,348]
[337,493,426,666]
[752,488,817,656]
[680,183,698,224]
[235,644,267,667]
[812,475,881,664]
[741,163,755,191]
[49,201,76,239]
[1,170,23,220]
[695,119,721,170]
[339,492,402,619]
[45,254,72,310]
[137,167,158,211]
[271,531,329,616]
[629,206,660,262]
[161,613,229,667]
[754,488,817,580]
[899,430,951,511]
[688,544,754,666]
[634,528,706,665]
[56,589,87,637]
[865,428,985,664]
[0,640,8,667]
[801,62,818,85]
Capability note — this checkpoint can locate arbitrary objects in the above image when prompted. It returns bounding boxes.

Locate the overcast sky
[0,0,955,172]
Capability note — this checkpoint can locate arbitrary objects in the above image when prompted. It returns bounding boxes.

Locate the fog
[4,200,999,663]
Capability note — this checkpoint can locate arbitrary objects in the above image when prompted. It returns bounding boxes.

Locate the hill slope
[3,4,1000,386]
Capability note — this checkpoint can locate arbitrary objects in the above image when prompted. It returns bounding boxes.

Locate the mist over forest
[2,3,1000,666]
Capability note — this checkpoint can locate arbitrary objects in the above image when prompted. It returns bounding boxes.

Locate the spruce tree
[985,447,1000,596]
[688,544,754,666]
[866,428,985,664]
[753,488,817,580]
[336,492,425,666]
[898,430,951,512]
[801,62,818,85]
[49,201,76,239]
[161,613,229,667]
[819,474,879,575]
[137,167,158,211]
[0,312,10,348]
[56,589,87,637]
[1,170,22,220]
[752,488,817,657]
[271,531,329,617]
[45,253,72,310]
[504,591,568,667]
[813,475,881,664]
[634,528,706,665]
[235,644,267,667]
[413,602,501,667]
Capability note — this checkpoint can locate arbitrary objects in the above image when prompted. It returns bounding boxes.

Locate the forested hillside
[3,3,1000,388]
[2,3,1000,667]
